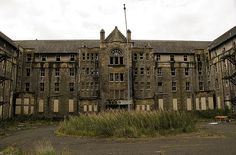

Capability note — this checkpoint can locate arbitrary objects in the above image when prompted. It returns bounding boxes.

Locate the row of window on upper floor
[25,81,99,92]
[134,67,202,76]
[24,80,204,93]
[26,54,76,62]
[134,81,204,92]
[26,53,201,63]
[24,66,203,77]
[153,54,202,62]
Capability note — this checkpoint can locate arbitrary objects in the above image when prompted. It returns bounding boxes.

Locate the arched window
[109,48,124,65]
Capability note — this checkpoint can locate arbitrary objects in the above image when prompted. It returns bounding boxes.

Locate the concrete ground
[0,121,236,155]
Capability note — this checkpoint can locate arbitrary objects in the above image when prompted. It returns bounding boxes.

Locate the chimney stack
[100,29,105,43]
[127,29,131,42]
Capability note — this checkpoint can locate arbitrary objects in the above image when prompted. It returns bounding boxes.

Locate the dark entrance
[105,100,129,111]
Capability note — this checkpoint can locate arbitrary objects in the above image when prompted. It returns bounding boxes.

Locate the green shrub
[58,111,197,138]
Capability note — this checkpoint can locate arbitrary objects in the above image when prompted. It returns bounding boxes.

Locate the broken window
[70,54,75,61]
[170,55,174,61]
[157,82,163,93]
[157,68,162,76]
[171,67,176,76]
[69,82,74,92]
[140,68,144,75]
[55,68,60,76]
[25,83,30,92]
[186,82,190,91]
[185,68,189,76]
[26,68,30,76]
[184,55,187,61]
[70,68,75,76]
[55,83,59,92]
[172,81,177,92]
[56,55,60,61]
[26,54,32,62]
[41,55,46,61]
[41,68,45,76]
[40,83,44,91]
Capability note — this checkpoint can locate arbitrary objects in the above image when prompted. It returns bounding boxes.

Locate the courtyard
[0,120,236,155]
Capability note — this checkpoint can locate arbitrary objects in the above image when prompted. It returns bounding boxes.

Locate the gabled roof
[105,26,127,42]
[209,26,236,51]
[0,31,18,49]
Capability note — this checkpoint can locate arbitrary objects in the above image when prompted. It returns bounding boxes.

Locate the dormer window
[109,48,124,65]
[70,54,75,61]
[170,55,174,62]
[27,54,32,62]
[56,55,60,62]
[41,55,46,61]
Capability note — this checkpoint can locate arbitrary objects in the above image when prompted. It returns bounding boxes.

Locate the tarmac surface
[0,121,236,155]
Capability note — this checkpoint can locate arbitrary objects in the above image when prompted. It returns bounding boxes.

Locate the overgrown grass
[58,111,197,138]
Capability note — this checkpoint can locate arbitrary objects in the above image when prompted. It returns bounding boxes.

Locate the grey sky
[0,0,236,41]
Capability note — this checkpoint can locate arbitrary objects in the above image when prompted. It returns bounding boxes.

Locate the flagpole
[124,4,131,110]
[124,4,128,43]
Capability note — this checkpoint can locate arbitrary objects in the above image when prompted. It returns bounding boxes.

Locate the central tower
[99,26,133,110]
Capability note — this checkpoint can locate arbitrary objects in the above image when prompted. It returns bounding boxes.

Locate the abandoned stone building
[0,25,235,119]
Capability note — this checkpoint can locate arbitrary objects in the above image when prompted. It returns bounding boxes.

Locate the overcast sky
[0,0,236,41]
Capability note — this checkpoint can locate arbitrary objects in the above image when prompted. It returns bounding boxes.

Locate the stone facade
[208,26,236,109]
[0,26,235,118]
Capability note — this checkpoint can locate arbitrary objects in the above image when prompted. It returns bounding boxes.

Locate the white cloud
[0,0,235,40]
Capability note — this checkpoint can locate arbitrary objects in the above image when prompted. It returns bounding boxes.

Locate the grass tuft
[58,111,197,138]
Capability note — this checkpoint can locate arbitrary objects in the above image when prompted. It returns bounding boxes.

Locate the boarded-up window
[217,97,221,109]
[146,105,150,111]
[136,105,140,111]
[94,105,98,112]
[84,105,87,112]
[15,106,21,114]
[24,98,29,105]
[226,101,231,109]
[0,105,2,117]
[38,99,44,112]
[196,98,200,110]
[208,97,214,110]
[158,99,164,110]
[88,105,92,112]
[187,98,192,111]
[201,97,206,110]
[31,98,35,105]
[30,106,34,114]
[53,99,59,113]
[173,99,178,111]
[69,99,74,113]
[24,106,29,114]
[16,98,21,105]
[141,105,145,111]
[225,95,231,109]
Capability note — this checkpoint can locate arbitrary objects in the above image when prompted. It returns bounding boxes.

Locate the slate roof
[16,40,100,53]
[16,39,210,54]
[208,26,236,51]
[133,40,210,54]
[0,31,18,49]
